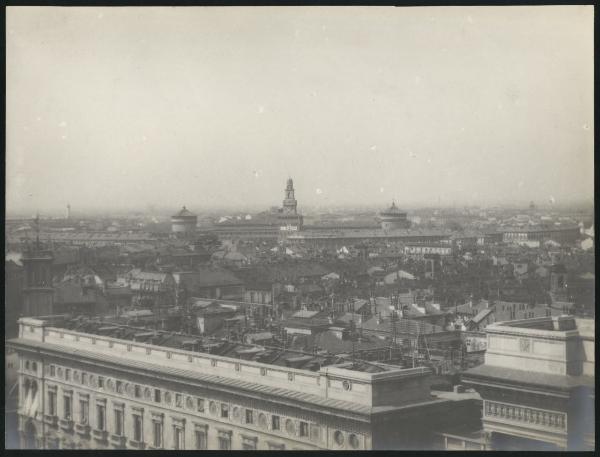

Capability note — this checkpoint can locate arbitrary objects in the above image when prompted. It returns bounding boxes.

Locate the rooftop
[11,315,440,411]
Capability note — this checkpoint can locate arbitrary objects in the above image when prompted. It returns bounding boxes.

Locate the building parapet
[16,317,433,409]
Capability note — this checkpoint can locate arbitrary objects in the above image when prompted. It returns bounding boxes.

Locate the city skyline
[6,6,594,215]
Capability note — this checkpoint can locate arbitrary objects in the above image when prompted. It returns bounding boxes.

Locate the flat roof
[462,365,594,391]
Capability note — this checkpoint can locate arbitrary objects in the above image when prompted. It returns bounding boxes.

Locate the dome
[380,201,405,216]
[173,206,195,218]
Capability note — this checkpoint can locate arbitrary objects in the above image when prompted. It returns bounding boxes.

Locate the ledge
[43,414,58,428]
[75,423,91,437]
[58,419,74,432]
[92,429,109,442]
[128,440,146,449]
[110,434,127,447]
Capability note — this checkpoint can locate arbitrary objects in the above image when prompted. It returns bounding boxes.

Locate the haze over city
[6,6,594,216]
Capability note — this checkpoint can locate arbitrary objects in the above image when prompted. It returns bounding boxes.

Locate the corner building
[10,316,477,450]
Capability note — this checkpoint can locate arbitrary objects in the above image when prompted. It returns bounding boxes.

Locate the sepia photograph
[4,5,595,451]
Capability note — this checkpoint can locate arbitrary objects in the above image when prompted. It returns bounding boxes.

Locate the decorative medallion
[89,375,97,388]
[519,338,531,353]
[348,433,360,449]
[288,372,294,381]
[125,383,134,397]
[343,380,352,391]
[260,368,267,376]
[106,379,114,392]
[333,431,345,447]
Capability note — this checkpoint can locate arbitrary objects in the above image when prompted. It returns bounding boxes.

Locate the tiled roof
[175,267,243,289]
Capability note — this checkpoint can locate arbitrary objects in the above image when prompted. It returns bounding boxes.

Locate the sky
[6,6,594,216]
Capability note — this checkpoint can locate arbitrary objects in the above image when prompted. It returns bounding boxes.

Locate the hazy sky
[6,6,594,216]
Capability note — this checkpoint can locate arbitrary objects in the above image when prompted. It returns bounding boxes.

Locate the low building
[173,268,244,301]
[404,243,453,258]
[500,225,580,245]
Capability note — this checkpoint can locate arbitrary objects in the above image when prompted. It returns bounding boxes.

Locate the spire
[34,212,40,249]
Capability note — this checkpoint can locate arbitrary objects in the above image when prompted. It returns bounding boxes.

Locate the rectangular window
[196,398,204,412]
[153,421,163,448]
[50,365,56,377]
[114,409,124,436]
[48,391,57,416]
[271,415,280,431]
[220,404,229,418]
[65,369,71,382]
[63,395,72,420]
[176,393,183,408]
[116,380,122,392]
[96,404,106,431]
[98,377,104,388]
[133,414,143,442]
[195,430,207,450]
[245,409,254,424]
[81,373,87,385]
[79,400,89,425]
[174,427,185,450]
[135,385,141,398]
[154,389,161,403]
[218,435,231,450]
[299,421,309,437]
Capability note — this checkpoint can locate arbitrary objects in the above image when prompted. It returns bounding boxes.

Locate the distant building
[21,240,54,317]
[171,207,198,235]
[173,268,244,301]
[379,202,411,230]
[278,178,304,235]
[500,225,580,245]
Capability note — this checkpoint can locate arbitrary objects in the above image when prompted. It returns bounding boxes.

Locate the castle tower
[171,206,198,236]
[282,178,298,214]
[379,201,411,231]
[21,215,54,317]
[278,178,303,234]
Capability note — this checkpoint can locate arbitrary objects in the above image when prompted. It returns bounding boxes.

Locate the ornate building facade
[9,316,479,450]
[458,316,595,451]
